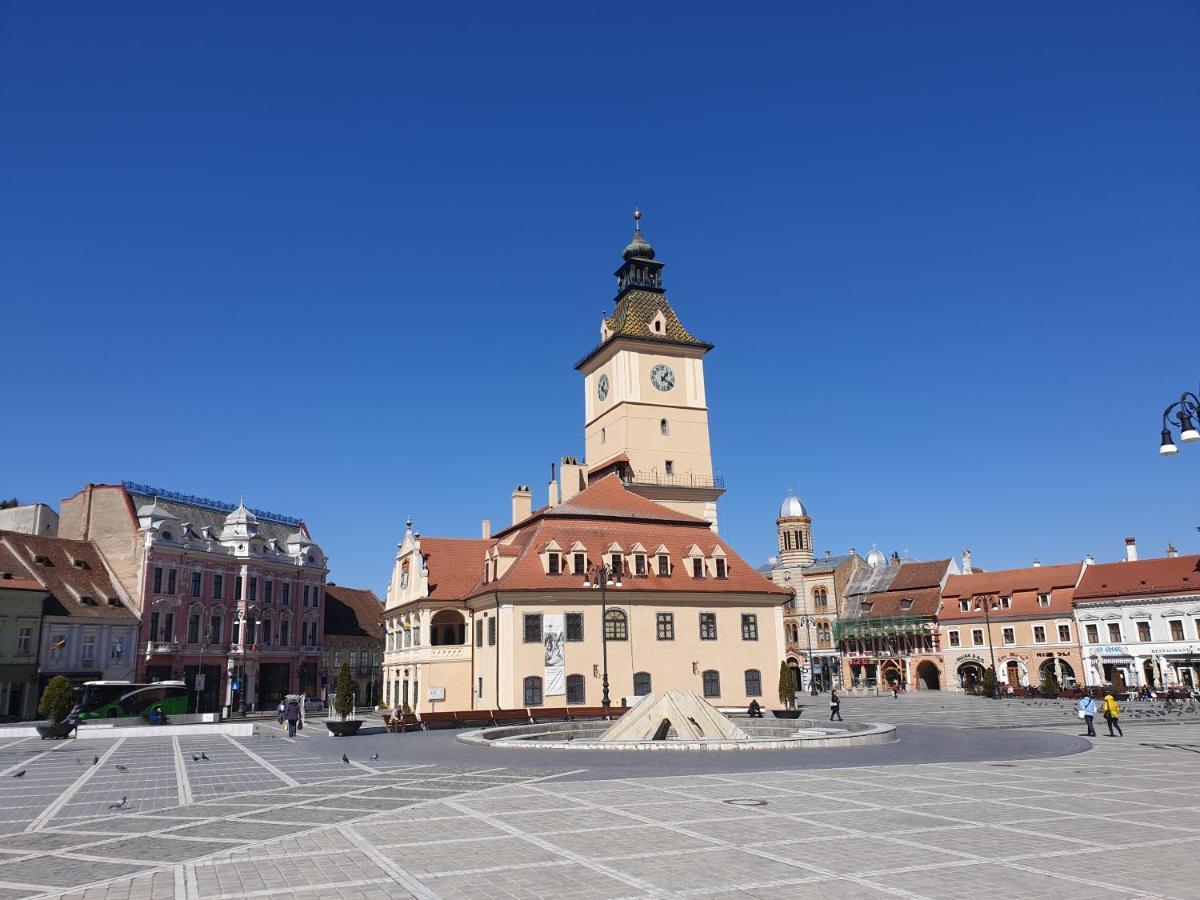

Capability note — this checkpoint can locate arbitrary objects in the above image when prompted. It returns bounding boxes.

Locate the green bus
[75,680,189,721]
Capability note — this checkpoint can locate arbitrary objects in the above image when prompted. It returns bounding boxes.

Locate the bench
[528,707,572,724]
[454,710,497,728]
[417,711,459,730]
[566,706,628,721]
[383,712,419,733]
[490,709,533,726]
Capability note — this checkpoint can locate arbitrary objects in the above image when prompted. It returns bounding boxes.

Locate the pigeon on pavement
[342,753,350,764]
[370,753,379,760]
[92,755,99,765]
[108,796,128,810]
[12,770,25,778]
[192,754,200,762]
[115,764,128,772]
[200,753,209,761]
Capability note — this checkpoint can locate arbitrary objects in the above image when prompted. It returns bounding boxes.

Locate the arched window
[660,418,669,435]
[566,674,585,705]
[604,608,628,641]
[744,669,762,697]
[633,671,652,696]
[814,587,828,608]
[702,669,721,698]
[523,676,543,707]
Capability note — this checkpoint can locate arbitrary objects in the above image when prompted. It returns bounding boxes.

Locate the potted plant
[983,666,998,699]
[36,675,77,739]
[326,663,363,736]
[773,661,801,718]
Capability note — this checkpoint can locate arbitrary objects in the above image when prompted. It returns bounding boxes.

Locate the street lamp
[975,595,1001,699]
[1159,385,1200,456]
[583,562,623,718]
[796,613,820,695]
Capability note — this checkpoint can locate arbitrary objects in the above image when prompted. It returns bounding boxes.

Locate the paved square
[0,695,1197,898]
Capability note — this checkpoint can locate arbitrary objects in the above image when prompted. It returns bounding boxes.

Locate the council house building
[383,217,789,712]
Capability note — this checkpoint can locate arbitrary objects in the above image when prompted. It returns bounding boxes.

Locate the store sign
[427,687,445,701]
[1097,645,1128,656]
[955,654,985,664]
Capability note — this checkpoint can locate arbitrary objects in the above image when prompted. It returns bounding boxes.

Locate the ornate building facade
[764,493,863,692]
[59,483,327,712]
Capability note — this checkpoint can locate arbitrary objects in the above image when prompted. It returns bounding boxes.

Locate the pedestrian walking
[1102,693,1123,737]
[1076,694,1097,737]
[829,690,843,721]
[277,699,285,725]
[284,698,302,738]
[891,681,900,699]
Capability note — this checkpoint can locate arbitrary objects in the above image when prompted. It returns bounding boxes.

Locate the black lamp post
[975,596,1001,699]
[796,613,820,695]
[1159,385,1200,456]
[583,562,623,718]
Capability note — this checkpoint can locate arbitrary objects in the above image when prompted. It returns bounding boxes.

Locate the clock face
[597,374,609,401]
[650,363,675,392]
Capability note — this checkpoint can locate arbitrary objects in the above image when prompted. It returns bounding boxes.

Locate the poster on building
[543,613,565,695]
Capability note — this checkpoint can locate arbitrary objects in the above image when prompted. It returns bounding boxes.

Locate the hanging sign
[543,613,565,695]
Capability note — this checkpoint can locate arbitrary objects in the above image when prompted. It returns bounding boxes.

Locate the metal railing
[620,471,725,490]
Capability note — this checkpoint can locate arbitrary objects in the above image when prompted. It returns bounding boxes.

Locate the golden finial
[633,206,641,226]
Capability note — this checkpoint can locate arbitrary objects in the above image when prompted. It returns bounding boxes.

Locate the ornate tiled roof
[602,289,709,348]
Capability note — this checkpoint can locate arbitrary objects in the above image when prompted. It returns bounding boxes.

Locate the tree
[1041,669,1060,697]
[38,676,76,724]
[982,666,997,698]
[333,663,355,720]
[777,661,796,710]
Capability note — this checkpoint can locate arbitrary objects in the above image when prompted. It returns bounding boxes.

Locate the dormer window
[72,558,90,570]
[658,554,670,576]
[1001,595,1012,609]
[610,553,623,575]
[861,601,874,612]
[634,554,647,576]
[959,600,970,612]
[691,558,704,578]
[548,552,560,575]
[80,595,96,606]
[573,552,586,576]
[899,598,914,611]
[34,555,53,567]
[1037,593,1051,607]
[715,558,727,579]
[107,597,121,607]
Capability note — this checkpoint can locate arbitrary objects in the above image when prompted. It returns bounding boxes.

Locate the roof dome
[622,228,655,260]
[866,547,888,568]
[778,494,807,519]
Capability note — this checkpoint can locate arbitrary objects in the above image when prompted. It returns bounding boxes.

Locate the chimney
[962,548,973,575]
[1168,542,1178,558]
[1033,558,1041,567]
[1084,554,1095,566]
[511,485,532,525]
[481,519,491,540]
[848,547,857,559]
[548,462,560,508]
[1125,537,1137,562]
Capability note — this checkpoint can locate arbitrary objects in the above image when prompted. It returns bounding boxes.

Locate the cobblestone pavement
[0,704,1197,898]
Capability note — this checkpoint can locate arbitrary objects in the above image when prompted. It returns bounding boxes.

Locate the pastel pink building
[59,483,328,712]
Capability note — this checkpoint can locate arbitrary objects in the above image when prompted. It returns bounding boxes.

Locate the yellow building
[383,217,788,712]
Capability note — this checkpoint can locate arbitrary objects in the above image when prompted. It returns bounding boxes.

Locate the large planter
[37,721,76,740]
[772,709,802,719]
[325,720,363,737]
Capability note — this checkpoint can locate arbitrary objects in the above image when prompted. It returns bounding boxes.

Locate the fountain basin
[457,718,896,751]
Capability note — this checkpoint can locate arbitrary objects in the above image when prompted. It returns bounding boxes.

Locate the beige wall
[465,590,784,710]
[59,486,143,601]
[940,616,1083,689]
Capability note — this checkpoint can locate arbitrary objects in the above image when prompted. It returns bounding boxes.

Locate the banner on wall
[543,613,565,695]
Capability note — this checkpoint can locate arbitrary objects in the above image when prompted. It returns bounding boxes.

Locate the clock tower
[574,212,724,529]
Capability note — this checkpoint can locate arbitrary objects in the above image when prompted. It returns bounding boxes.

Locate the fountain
[457,690,896,751]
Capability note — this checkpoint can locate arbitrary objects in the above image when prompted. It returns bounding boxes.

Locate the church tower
[575,212,724,529]
[776,493,814,568]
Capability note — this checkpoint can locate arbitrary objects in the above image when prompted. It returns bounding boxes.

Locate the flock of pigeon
[9,748,385,813]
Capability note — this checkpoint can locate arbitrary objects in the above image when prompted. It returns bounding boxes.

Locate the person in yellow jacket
[1102,694,1123,737]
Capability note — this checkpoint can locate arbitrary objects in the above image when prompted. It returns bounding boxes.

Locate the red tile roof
[1074,554,1200,602]
[324,584,384,638]
[854,560,954,619]
[420,538,492,601]
[941,562,1082,622]
[0,531,136,619]
[467,477,786,600]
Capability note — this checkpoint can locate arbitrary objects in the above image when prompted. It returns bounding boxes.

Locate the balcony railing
[620,471,725,490]
[144,641,180,655]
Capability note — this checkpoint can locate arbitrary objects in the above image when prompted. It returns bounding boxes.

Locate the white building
[1074,540,1200,691]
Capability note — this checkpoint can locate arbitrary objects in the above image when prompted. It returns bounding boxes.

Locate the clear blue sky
[3,3,1197,596]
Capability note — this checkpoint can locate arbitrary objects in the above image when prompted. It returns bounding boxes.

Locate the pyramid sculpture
[598,690,749,742]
